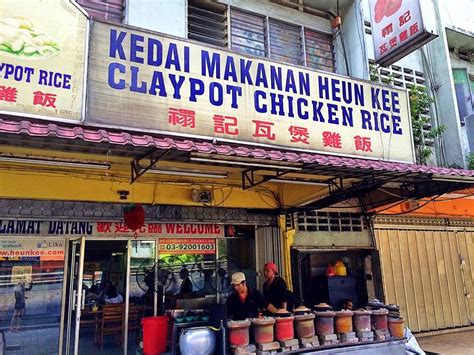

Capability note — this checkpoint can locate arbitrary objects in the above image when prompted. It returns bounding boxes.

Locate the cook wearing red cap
[263,261,288,311]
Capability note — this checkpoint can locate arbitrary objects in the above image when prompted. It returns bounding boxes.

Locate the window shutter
[304,28,334,72]
[188,0,228,47]
[268,19,302,65]
[230,9,266,58]
[77,0,124,23]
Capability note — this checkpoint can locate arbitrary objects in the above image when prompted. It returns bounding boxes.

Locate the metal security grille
[295,211,366,232]
[230,9,266,57]
[268,19,302,65]
[188,0,228,47]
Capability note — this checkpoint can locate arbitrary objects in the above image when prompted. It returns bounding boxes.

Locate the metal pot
[179,327,216,355]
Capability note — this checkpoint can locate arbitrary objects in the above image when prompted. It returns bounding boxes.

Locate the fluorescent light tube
[190,157,302,171]
[0,156,110,170]
[269,178,328,186]
[148,168,227,179]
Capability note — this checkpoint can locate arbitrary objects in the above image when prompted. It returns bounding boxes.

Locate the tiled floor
[417,329,474,355]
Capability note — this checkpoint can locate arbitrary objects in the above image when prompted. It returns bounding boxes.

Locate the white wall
[126,0,187,37]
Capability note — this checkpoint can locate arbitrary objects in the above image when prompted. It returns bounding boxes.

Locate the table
[169,320,209,355]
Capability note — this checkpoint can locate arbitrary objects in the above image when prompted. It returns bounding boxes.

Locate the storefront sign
[0,0,87,121]
[369,0,437,66]
[0,239,65,260]
[0,220,224,238]
[158,238,216,254]
[87,21,415,163]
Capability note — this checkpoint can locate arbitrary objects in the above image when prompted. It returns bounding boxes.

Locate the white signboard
[369,0,437,66]
[87,21,415,163]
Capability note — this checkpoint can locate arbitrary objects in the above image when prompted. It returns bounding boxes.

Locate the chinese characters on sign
[0,0,87,120]
[369,0,436,67]
[87,22,415,163]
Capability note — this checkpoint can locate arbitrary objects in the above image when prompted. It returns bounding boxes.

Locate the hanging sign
[369,0,437,66]
[158,238,216,255]
[0,0,87,121]
[86,21,415,163]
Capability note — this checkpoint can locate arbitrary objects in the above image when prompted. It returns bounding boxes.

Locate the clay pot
[335,310,353,334]
[293,306,311,316]
[371,308,389,331]
[353,310,372,332]
[275,309,291,317]
[313,303,333,312]
[388,317,405,338]
[294,313,315,338]
[251,318,275,344]
[314,311,336,335]
[227,320,251,347]
[274,316,295,341]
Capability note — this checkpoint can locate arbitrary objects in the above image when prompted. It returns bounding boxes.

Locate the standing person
[178,268,193,298]
[227,272,277,320]
[10,280,33,332]
[262,262,288,310]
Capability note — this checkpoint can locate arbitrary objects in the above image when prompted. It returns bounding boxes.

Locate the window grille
[369,59,432,146]
[296,211,366,232]
[77,0,124,23]
[189,5,334,72]
[230,9,266,57]
[188,0,228,47]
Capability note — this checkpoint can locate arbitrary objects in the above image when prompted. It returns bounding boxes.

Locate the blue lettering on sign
[0,220,42,234]
[0,63,71,89]
[109,29,126,60]
[104,29,410,138]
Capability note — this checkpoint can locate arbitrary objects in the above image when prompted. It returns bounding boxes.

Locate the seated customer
[104,285,123,304]
[226,272,277,320]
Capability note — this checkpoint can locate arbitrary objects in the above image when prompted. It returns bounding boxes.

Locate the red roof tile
[1,118,473,178]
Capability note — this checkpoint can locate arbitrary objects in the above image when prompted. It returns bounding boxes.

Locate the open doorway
[64,240,141,354]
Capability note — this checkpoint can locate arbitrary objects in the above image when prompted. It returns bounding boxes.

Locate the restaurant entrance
[63,239,157,355]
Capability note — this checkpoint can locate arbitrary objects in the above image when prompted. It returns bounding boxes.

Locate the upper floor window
[77,0,124,23]
[188,1,335,72]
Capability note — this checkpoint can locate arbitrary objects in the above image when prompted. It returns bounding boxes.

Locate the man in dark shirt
[226,272,277,320]
[263,262,288,310]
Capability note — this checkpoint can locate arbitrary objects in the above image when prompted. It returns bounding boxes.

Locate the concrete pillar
[424,0,465,167]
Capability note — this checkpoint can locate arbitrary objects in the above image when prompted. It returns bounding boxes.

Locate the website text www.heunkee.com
[0,249,65,256]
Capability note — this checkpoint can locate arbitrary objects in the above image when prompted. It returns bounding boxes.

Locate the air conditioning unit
[192,189,213,203]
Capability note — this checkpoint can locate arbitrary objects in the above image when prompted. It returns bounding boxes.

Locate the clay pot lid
[388,317,404,323]
[313,310,336,317]
[275,315,294,321]
[294,313,315,321]
[275,309,292,318]
[353,309,372,315]
[314,303,331,308]
[251,317,275,325]
[294,306,311,312]
[371,308,389,315]
[227,320,251,328]
[335,310,353,317]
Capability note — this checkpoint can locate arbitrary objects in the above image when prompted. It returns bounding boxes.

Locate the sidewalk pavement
[416,329,474,355]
